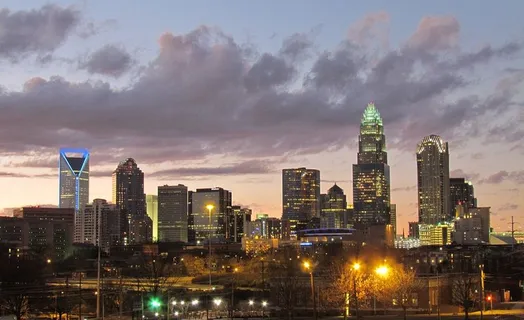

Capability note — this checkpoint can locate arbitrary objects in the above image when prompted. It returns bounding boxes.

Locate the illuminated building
[320,184,347,229]
[112,158,151,244]
[352,103,391,226]
[450,178,476,215]
[282,167,320,235]
[229,205,252,243]
[75,199,126,252]
[417,135,450,224]
[146,195,158,241]
[158,184,188,243]
[418,222,453,246]
[59,148,89,211]
[452,207,490,244]
[189,187,232,243]
[390,204,397,235]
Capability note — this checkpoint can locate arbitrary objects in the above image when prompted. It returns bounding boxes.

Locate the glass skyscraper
[417,135,450,224]
[352,103,391,226]
[59,148,89,211]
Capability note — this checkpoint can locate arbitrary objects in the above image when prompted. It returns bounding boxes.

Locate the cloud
[407,16,460,51]
[79,44,135,78]
[348,11,390,48]
[77,19,117,39]
[0,4,80,61]
[149,160,275,179]
[0,15,522,170]
[0,171,53,178]
[479,170,524,185]
[392,185,416,192]
[498,203,519,211]
[450,169,480,181]
[471,153,483,160]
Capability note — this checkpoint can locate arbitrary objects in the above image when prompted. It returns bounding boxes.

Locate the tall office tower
[282,168,320,235]
[59,148,89,211]
[390,204,397,236]
[320,184,347,229]
[146,195,159,241]
[352,103,391,226]
[189,187,232,243]
[229,206,252,242]
[417,135,450,224]
[75,199,125,252]
[112,158,151,244]
[187,191,194,243]
[450,178,476,216]
[158,184,188,243]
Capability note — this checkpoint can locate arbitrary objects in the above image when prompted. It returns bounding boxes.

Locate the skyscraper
[282,168,320,234]
[112,158,151,244]
[450,178,476,216]
[189,187,232,243]
[158,184,188,243]
[417,135,450,224]
[59,148,89,211]
[320,184,347,229]
[352,103,391,226]
[229,205,252,242]
[146,195,158,241]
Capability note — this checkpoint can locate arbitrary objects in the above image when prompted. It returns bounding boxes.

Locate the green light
[150,298,161,308]
[361,103,383,126]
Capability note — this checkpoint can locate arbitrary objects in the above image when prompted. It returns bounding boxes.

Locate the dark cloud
[79,44,135,78]
[392,185,416,192]
[479,170,524,184]
[497,203,519,211]
[0,171,53,178]
[0,16,522,169]
[0,4,80,61]
[149,160,274,179]
[450,169,480,181]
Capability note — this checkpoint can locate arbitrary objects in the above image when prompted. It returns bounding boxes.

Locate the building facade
[282,168,320,235]
[146,195,158,241]
[320,184,347,229]
[1,207,75,260]
[352,103,391,226]
[59,148,89,211]
[112,158,151,244]
[158,184,188,243]
[229,205,252,243]
[417,135,450,224]
[189,187,232,243]
[75,199,126,252]
[449,178,476,215]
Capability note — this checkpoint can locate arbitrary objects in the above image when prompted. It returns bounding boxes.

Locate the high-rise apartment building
[417,135,450,224]
[59,148,89,211]
[282,168,320,235]
[146,195,158,241]
[158,184,188,243]
[230,206,252,242]
[353,103,391,226]
[320,184,347,229]
[450,178,476,216]
[75,199,126,252]
[189,187,232,243]
[112,158,151,244]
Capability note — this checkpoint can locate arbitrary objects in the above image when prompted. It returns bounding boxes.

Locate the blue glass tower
[59,148,90,211]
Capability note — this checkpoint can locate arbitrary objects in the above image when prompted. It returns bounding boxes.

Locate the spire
[361,102,383,126]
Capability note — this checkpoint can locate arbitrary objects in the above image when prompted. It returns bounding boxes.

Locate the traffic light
[487,296,492,301]
[149,297,161,309]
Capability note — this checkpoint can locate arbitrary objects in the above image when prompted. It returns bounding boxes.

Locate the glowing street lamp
[352,262,361,271]
[375,265,389,277]
[302,261,317,320]
[191,299,199,306]
[213,298,222,306]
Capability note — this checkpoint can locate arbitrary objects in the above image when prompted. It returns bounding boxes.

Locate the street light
[303,261,318,320]
[374,264,389,315]
[352,262,361,319]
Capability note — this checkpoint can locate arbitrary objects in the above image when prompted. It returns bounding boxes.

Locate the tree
[0,257,45,320]
[377,265,421,320]
[451,273,478,320]
[180,254,206,277]
[269,256,301,320]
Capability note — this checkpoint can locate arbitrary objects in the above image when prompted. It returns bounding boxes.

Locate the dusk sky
[0,0,523,233]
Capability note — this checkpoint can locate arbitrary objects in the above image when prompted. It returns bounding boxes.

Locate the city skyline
[0,1,523,233]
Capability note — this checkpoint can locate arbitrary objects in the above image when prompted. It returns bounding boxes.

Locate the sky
[0,0,523,233]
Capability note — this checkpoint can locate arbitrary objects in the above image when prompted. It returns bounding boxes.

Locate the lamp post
[374,265,389,315]
[303,261,318,320]
[352,263,361,319]
[206,204,214,320]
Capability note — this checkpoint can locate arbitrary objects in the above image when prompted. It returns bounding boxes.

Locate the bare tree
[451,273,478,320]
[269,257,301,320]
[376,265,421,320]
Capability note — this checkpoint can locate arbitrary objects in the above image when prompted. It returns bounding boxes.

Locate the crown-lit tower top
[357,103,387,164]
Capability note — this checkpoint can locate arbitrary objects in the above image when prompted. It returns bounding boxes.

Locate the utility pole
[119,275,124,319]
[79,273,82,320]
